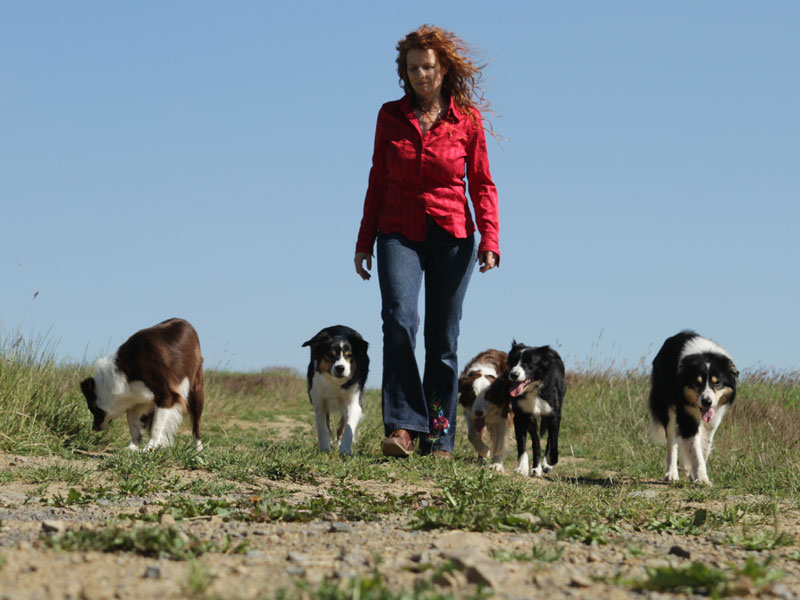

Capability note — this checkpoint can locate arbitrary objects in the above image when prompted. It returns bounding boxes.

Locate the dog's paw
[664,471,680,482]
[489,462,505,472]
[692,474,712,486]
[338,445,353,457]
[530,465,544,477]
[513,453,530,476]
[125,442,141,452]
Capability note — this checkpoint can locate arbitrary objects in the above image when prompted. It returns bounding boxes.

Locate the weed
[41,487,115,507]
[492,544,564,564]
[643,508,708,535]
[627,557,784,597]
[725,531,795,551]
[183,560,214,598]
[278,568,490,600]
[43,524,248,560]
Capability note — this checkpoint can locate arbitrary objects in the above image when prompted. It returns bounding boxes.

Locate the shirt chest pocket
[385,138,417,169]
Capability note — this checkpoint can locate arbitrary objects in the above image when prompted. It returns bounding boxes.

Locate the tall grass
[2,331,800,498]
[0,332,109,454]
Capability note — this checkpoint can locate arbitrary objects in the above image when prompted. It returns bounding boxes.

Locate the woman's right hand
[354,252,372,280]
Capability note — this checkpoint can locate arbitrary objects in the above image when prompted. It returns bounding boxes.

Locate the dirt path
[1,452,798,599]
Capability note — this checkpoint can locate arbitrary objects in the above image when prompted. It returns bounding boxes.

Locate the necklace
[415,100,444,124]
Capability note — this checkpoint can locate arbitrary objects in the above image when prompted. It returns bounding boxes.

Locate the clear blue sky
[3,2,798,383]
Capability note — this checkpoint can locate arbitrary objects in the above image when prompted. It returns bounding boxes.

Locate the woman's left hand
[478,251,498,273]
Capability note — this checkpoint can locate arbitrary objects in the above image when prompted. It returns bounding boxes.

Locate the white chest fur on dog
[303,325,369,457]
[515,388,553,418]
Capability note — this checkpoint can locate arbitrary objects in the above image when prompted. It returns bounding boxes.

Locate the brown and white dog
[458,349,509,463]
[80,318,205,451]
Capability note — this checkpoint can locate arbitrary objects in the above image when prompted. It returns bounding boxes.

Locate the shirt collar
[401,94,462,124]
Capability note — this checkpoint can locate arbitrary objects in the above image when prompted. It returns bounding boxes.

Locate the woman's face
[406,48,447,101]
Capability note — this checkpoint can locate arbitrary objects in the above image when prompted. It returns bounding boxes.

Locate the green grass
[42,524,249,560]
[624,557,785,598]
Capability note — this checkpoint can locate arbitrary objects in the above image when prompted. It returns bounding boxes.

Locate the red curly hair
[396,25,491,127]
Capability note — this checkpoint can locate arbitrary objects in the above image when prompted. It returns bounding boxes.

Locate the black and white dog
[487,341,566,476]
[649,330,738,485]
[458,349,509,461]
[302,325,369,456]
[80,318,205,451]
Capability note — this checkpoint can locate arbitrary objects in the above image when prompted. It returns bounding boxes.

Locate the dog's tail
[188,362,205,444]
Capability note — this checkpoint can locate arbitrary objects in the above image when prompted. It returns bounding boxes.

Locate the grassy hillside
[2,337,799,497]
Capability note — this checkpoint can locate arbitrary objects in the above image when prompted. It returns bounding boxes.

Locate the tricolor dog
[457,349,509,462]
[496,341,566,476]
[649,330,738,485]
[302,325,369,456]
[80,318,205,451]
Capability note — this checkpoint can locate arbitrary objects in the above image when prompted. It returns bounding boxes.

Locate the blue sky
[2,2,798,383]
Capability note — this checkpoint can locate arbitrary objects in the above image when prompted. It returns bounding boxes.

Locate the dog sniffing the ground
[80,318,205,451]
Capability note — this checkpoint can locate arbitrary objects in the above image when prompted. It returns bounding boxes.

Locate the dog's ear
[352,336,369,357]
[80,377,96,401]
[728,360,739,379]
[302,329,330,349]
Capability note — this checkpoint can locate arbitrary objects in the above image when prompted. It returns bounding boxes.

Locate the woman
[354,25,499,458]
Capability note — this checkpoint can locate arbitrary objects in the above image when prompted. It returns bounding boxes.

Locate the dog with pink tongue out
[458,342,566,476]
[648,331,738,486]
[458,349,509,463]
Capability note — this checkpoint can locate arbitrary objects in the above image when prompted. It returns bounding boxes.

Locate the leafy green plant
[627,557,784,598]
[643,508,708,535]
[725,530,795,551]
[43,525,248,560]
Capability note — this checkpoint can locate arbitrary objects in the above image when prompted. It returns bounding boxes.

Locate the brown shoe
[431,450,452,460]
[381,429,414,457]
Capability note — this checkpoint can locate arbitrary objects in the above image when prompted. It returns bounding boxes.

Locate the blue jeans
[377,217,476,453]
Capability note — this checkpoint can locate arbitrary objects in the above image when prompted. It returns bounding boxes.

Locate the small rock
[511,512,542,527]
[286,566,305,576]
[160,514,176,526]
[143,566,161,579]
[329,522,354,534]
[668,545,691,559]
[287,551,308,564]
[448,550,508,588]
[628,490,658,499]
[245,550,265,559]
[41,520,65,534]
[772,584,794,600]
[570,574,593,588]
[341,551,367,566]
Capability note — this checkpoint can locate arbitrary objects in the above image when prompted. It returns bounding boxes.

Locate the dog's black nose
[334,365,345,376]
[474,410,484,417]
[700,397,713,408]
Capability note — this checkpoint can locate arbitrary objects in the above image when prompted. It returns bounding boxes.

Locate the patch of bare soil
[1,451,799,600]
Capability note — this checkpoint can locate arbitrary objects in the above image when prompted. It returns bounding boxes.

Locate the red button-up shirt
[356,95,499,258]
